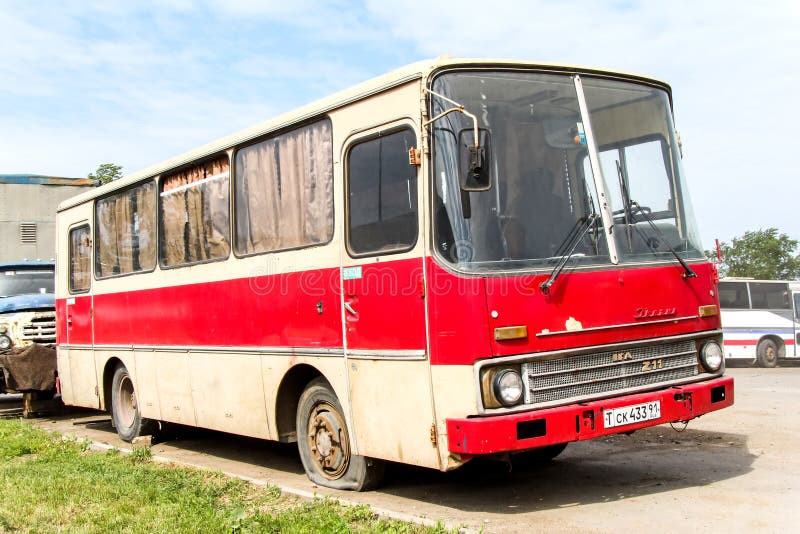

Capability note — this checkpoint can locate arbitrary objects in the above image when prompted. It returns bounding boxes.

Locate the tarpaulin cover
[0,344,56,391]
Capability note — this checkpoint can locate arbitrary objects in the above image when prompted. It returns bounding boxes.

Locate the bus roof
[57,57,671,212]
[721,277,800,285]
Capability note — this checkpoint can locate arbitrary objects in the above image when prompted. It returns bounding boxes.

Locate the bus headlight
[0,334,11,351]
[700,341,724,373]
[493,369,524,407]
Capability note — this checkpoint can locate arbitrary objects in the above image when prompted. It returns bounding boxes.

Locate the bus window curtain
[114,194,134,274]
[96,197,119,277]
[96,183,156,277]
[161,155,230,266]
[235,120,333,255]
[135,183,157,270]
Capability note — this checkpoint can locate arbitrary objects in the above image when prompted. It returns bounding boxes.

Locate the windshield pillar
[573,75,619,264]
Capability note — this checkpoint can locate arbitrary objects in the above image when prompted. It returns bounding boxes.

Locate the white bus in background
[718,278,800,367]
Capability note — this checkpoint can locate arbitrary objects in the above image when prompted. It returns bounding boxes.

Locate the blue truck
[0,260,56,351]
[0,261,57,402]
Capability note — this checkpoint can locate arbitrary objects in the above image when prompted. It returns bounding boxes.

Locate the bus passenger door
[64,224,94,347]
[61,223,98,408]
[340,124,439,469]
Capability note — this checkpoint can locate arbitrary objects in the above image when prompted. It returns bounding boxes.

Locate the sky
[1,0,798,249]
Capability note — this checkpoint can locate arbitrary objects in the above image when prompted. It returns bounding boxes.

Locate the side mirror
[459,128,492,192]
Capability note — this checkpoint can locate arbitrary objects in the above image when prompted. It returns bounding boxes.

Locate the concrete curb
[75,436,456,531]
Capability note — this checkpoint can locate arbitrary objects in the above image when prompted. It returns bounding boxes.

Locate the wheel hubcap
[307,401,349,479]
[766,346,776,362]
[117,375,137,429]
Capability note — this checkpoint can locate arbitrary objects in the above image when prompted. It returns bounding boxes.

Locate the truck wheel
[756,339,779,368]
[296,377,384,491]
[511,443,568,470]
[110,364,156,442]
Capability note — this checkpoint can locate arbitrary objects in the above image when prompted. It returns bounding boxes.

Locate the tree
[707,228,800,280]
[88,163,123,185]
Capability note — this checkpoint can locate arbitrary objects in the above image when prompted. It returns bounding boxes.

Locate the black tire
[511,443,568,470]
[110,364,156,442]
[756,339,779,368]
[296,377,384,491]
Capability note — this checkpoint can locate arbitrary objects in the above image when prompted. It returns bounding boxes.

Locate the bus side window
[794,293,800,322]
[718,281,749,309]
[750,282,791,310]
[234,119,334,256]
[161,156,230,267]
[96,181,157,277]
[347,128,418,256]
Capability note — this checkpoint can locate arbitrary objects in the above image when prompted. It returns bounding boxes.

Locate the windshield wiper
[540,213,600,295]
[615,160,634,251]
[629,200,696,279]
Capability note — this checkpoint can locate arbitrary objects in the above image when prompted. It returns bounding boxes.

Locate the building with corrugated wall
[0,175,96,262]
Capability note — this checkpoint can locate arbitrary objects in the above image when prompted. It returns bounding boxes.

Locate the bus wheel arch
[756,336,783,368]
[102,357,125,412]
[275,364,324,443]
[106,360,157,441]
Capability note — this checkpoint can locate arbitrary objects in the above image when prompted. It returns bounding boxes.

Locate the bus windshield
[431,70,704,272]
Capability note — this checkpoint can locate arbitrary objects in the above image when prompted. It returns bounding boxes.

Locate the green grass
[0,419,449,533]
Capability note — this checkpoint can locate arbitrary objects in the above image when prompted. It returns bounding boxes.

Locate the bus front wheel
[296,377,384,491]
[110,364,156,442]
[756,339,779,368]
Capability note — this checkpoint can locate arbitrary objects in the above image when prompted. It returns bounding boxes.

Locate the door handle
[67,316,73,328]
[344,302,357,315]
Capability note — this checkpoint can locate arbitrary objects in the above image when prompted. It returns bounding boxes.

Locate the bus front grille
[522,340,698,405]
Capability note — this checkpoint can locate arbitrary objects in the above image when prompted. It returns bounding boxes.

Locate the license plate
[603,400,661,429]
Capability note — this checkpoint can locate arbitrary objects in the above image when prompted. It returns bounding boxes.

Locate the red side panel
[87,267,342,347]
[343,258,426,350]
[426,258,492,365]
[63,295,93,345]
[55,298,68,344]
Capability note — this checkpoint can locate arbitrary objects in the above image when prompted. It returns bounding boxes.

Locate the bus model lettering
[54,58,734,491]
[611,352,632,362]
[642,359,664,371]
[634,307,677,319]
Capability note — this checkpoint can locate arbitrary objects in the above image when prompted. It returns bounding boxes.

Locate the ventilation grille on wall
[19,222,37,244]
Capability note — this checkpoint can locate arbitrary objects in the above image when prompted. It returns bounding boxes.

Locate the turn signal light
[698,305,719,318]
[494,326,528,341]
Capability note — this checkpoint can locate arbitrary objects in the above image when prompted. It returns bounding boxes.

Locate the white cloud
[0,1,374,177]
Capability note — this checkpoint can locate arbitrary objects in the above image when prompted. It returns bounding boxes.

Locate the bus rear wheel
[110,364,156,442]
[756,339,779,368]
[296,377,384,491]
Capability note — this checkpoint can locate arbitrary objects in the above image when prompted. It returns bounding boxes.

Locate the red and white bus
[718,278,799,367]
[55,58,733,490]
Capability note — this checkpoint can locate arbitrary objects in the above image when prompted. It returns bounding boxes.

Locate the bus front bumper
[446,375,733,455]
